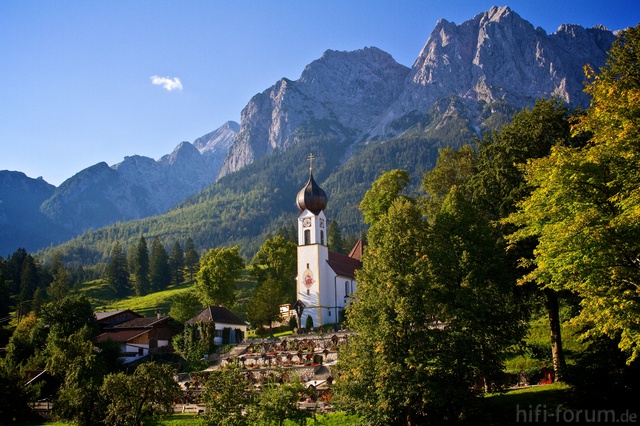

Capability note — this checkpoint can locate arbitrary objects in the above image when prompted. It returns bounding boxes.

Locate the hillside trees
[507,24,640,362]
[250,235,296,300]
[195,246,244,307]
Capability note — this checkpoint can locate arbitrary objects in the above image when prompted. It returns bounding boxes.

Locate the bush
[305,315,314,330]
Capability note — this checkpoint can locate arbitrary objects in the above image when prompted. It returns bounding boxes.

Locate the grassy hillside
[80,269,257,321]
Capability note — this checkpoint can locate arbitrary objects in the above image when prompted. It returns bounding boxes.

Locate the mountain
[0,171,71,255]
[0,122,238,255]
[220,6,615,174]
[218,47,410,177]
[7,7,619,261]
[40,122,238,233]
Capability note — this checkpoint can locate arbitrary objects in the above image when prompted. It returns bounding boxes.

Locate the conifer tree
[149,237,170,292]
[184,237,199,282]
[106,242,130,297]
[169,241,185,286]
[134,236,150,296]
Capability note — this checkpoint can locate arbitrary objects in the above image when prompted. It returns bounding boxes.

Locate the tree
[40,295,98,338]
[169,241,185,285]
[195,246,244,308]
[250,235,296,301]
[506,25,640,362]
[247,378,309,426]
[106,242,130,297]
[328,220,345,254]
[468,98,582,381]
[46,326,107,426]
[201,364,255,426]
[134,235,150,296]
[18,254,39,319]
[334,173,526,424]
[246,277,284,336]
[47,266,70,301]
[168,291,201,323]
[149,237,170,292]
[359,169,410,225]
[184,236,200,281]
[101,362,181,426]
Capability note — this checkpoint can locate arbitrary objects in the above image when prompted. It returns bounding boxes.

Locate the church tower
[296,154,329,328]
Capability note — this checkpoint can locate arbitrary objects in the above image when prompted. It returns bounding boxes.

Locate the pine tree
[328,220,345,254]
[169,241,185,286]
[106,242,130,297]
[149,237,170,292]
[184,237,199,282]
[134,236,150,296]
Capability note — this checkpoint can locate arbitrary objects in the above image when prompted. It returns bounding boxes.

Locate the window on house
[345,281,349,296]
[304,230,311,245]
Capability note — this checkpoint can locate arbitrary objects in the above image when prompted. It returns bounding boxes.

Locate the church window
[304,230,311,245]
[345,281,350,296]
[321,230,325,245]
[307,289,310,295]
[328,310,331,316]
[306,263,309,269]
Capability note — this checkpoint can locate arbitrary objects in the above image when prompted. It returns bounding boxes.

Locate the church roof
[186,305,246,326]
[327,251,362,279]
[296,169,327,215]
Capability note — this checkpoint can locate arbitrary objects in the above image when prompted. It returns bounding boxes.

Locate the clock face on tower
[302,218,311,228]
[319,218,325,228]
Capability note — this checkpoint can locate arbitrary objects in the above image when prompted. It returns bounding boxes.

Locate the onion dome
[296,170,327,215]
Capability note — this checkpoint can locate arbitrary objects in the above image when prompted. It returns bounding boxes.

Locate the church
[295,155,362,328]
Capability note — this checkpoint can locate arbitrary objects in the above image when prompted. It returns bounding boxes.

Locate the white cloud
[150,75,183,91]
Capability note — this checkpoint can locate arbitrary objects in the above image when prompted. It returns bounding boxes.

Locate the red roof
[327,251,361,279]
[347,239,365,261]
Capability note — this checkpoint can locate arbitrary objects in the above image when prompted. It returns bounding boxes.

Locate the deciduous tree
[195,246,244,308]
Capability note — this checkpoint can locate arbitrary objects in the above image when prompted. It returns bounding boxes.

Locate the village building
[96,312,178,363]
[186,305,247,345]
[295,155,362,328]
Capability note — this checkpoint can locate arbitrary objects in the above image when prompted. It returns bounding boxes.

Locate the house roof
[186,305,246,326]
[327,251,362,279]
[347,238,365,261]
[95,309,142,322]
[96,329,149,344]
[109,316,172,329]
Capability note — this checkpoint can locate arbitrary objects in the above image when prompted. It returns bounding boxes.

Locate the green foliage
[201,364,255,426]
[248,379,309,426]
[250,235,297,302]
[169,241,185,286]
[106,242,130,297]
[359,169,410,225]
[184,237,200,282]
[305,314,314,330]
[246,277,284,334]
[506,25,640,362]
[40,294,98,338]
[173,321,217,361]
[134,235,150,296]
[168,290,202,323]
[195,246,244,308]
[335,173,527,424]
[150,237,171,292]
[101,362,181,426]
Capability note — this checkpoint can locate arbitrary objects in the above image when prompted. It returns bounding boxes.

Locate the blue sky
[1,1,639,186]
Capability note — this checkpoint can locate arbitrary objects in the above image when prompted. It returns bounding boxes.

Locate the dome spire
[296,153,327,215]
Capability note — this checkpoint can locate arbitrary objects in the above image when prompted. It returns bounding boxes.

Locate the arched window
[345,281,349,296]
[304,230,311,245]
[320,230,325,245]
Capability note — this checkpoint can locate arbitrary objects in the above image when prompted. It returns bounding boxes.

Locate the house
[95,309,142,330]
[186,305,247,345]
[96,313,179,363]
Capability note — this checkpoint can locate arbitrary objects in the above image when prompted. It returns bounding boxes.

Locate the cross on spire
[308,153,315,172]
